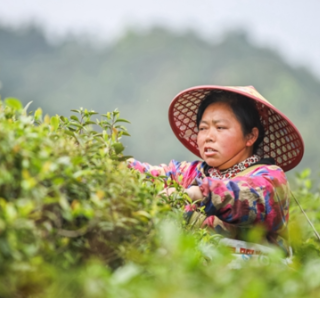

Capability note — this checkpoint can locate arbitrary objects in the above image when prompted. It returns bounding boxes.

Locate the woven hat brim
[168,85,304,172]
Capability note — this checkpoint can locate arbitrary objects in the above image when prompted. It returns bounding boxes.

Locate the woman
[128,85,304,254]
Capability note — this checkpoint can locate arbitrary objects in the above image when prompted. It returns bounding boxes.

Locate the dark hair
[196,90,265,154]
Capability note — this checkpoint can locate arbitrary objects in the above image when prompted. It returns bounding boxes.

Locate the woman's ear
[245,127,259,147]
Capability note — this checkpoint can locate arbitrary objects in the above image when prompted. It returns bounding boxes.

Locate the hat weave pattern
[169,86,304,172]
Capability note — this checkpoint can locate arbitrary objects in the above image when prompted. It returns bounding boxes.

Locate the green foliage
[0,97,176,296]
[0,97,320,298]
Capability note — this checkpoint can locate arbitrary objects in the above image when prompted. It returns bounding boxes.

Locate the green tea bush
[0,97,179,297]
[0,97,320,297]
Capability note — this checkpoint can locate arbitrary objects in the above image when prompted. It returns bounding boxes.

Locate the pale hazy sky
[2,0,320,77]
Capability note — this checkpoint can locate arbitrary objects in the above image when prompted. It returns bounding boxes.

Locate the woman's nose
[205,127,216,142]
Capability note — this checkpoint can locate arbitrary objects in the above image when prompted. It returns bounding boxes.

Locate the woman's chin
[203,158,220,168]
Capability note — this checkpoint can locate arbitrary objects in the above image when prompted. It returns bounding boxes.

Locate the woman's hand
[185,186,204,202]
[158,187,177,197]
[159,186,203,202]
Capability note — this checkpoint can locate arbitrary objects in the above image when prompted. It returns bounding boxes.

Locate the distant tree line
[0,24,319,179]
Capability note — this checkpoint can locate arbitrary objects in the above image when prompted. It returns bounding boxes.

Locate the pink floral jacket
[128,159,290,253]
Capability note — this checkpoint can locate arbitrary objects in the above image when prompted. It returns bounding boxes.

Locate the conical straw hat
[168,85,304,172]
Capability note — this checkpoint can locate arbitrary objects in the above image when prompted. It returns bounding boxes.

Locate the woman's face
[197,102,257,170]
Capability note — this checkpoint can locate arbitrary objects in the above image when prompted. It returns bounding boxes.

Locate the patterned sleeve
[197,165,290,238]
[127,158,203,187]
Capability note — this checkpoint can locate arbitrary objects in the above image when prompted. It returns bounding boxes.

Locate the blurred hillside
[0,24,319,178]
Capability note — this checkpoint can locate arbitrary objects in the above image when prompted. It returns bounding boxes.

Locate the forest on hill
[0,24,319,180]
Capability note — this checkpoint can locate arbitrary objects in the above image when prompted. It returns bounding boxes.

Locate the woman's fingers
[185,186,204,201]
[158,187,177,197]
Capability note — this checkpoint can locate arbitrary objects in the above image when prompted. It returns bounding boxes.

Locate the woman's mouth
[204,148,218,156]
